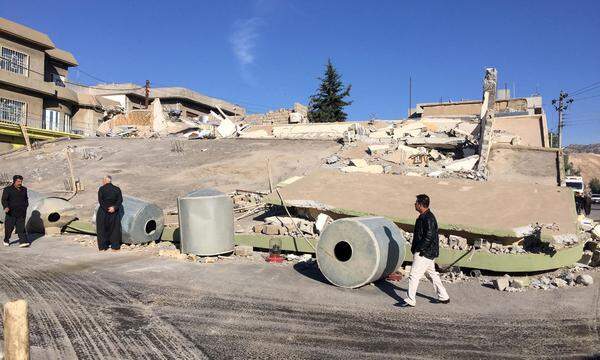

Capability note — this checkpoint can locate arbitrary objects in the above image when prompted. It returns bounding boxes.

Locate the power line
[570,80,600,96]
[573,94,600,102]
[0,55,143,91]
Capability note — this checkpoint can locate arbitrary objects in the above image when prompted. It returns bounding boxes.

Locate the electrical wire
[1,56,294,114]
[0,55,143,91]
[573,94,600,102]
[570,81,600,96]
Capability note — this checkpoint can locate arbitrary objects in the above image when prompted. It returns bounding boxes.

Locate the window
[0,98,26,124]
[64,113,71,133]
[43,109,60,131]
[0,47,29,76]
[51,73,66,87]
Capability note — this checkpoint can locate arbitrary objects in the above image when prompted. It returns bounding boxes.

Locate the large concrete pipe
[92,196,164,244]
[316,216,406,288]
[177,189,234,256]
[0,190,76,234]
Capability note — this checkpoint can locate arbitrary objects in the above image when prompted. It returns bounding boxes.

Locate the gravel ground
[0,235,598,359]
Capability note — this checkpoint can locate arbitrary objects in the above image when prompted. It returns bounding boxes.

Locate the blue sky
[5,0,600,144]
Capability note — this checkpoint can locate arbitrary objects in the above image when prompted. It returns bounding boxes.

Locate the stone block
[349,158,369,168]
[576,274,593,286]
[368,144,389,155]
[552,278,568,288]
[493,277,509,291]
[444,155,480,171]
[510,277,530,289]
[235,245,254,257]
[262,224,282,235]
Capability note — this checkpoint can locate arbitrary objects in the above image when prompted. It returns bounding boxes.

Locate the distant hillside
[569,153,600,183]
[565,143,600,154]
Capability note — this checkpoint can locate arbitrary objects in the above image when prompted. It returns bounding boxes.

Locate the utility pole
[145,80,150,108]
[552,90,573,149]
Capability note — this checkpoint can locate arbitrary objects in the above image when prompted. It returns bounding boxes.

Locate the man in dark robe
[2,175,30,248]
[96,175,123,251]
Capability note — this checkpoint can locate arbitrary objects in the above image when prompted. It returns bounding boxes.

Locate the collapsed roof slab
[266,169,578,243]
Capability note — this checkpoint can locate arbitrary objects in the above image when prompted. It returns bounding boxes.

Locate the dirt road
[0,237,598,359]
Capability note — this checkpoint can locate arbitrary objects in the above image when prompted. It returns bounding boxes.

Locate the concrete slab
[268,169,578,241]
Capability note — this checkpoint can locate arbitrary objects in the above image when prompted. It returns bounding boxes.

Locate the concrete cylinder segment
[317,216,406,288]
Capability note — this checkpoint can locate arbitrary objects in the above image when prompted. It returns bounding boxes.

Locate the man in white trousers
[402,194,449,307]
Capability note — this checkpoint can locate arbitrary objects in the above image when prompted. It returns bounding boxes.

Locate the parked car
[592,194,600,204]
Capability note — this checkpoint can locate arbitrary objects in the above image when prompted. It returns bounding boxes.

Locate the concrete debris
[349,158,368,168]
[264,216,315,235]
[578,217,596,232]
[592,225,600,240]
[315,213,333,234]
[405,136,466,149]
[552,278,568,288]
[216,118,237,138]
[285,253,313,262]
[444,155,480,171]
[510,277,530,289]
[493,277,510,291]
[341,164,384,174]
[382,145,420,165]
[325,155,340,164]
[234,245,254,257]
[576,274,593,286]
[368,144,389,155]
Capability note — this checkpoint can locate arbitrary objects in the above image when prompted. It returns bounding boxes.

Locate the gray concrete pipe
[93,195,164,244]
[0,190,76,234]
[316,216,406,288]
[177,189,234,256]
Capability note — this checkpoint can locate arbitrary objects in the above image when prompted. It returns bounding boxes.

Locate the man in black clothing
[402,194,449,307]
[96,175,123,251]
[2,175,30,248]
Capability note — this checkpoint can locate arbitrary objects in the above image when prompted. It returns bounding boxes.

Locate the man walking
[2,175,30,248]
[96,175,123,251]
[402,194,449,307]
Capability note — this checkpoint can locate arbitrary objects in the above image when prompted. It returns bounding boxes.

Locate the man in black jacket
[96,175,123,251]
[402,194,449,307]
[2,175,30,248]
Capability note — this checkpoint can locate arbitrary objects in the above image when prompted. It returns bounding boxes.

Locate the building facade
[0,17,79,133]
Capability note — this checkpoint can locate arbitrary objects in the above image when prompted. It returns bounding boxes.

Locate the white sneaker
[19,243,30,248]
[401,298,416,307]
[3,241,9,247]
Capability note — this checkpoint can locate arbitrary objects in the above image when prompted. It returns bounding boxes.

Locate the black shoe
[99,248,108,251]
[437,299,450,304]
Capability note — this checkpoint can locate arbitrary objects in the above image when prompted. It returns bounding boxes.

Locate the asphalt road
[0,236,599,359]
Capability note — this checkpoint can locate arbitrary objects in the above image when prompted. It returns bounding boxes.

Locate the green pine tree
[308,59,352,123]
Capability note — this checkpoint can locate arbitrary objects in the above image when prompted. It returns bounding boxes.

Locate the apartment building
[0,17,81,133]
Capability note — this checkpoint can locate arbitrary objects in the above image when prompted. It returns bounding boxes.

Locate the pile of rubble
[491,267,595,292]
[317,117,492,180]
[251,213,333,238]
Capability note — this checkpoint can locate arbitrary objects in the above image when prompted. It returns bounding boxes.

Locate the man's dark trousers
[4,214,27,244]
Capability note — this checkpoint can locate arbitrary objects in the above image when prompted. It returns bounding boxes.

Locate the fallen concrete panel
[65,222,583,272]
[444,155,479,171]
[405,136,465,149]
[265,169,577,242]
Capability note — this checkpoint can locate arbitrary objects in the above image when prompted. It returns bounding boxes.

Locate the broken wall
[494,114,549,148]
